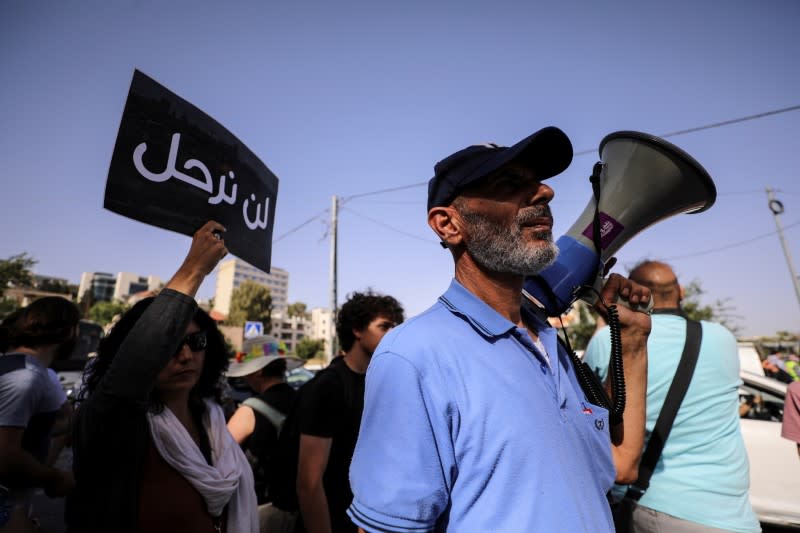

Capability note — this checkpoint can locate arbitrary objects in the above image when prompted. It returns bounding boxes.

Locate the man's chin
[523,244,559,276]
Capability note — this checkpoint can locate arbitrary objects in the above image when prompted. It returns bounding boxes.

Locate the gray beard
[460,207,559,275]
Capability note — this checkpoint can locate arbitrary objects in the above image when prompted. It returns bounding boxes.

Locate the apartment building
[212,258,289,317]
[78,272,163,303]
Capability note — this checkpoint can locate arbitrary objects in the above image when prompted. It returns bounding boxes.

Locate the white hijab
[147,399,258,533]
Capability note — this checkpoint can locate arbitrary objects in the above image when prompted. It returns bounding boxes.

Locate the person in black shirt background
[295,291,404,533]
[227,355,302,500]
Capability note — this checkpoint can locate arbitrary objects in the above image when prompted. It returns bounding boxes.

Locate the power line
[717,189,798,197]
[665,219,800,261]
[274,209,329,242]
[346,104,800,196]
[340,206,435,243]
[658,104,800,138]
[342,182,427,203]
[573,104,800,156]
[717,190,769,197]
[280,105,799,245]
[361,200,426,205]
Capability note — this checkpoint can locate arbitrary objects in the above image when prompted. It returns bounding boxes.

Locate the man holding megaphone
[347,127,652,533]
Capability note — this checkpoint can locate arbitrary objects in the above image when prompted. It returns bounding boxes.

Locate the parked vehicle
[225,363,317,404]
[739,370,800,529]
[52,319,103,401]
[738,341,765,376]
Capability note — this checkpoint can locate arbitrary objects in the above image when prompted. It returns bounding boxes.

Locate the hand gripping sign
[104,69,279,273]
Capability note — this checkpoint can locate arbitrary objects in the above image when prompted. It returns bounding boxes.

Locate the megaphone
[524,130,717,316]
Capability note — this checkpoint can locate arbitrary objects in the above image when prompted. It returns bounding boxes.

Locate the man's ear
[428,206,464,248]
[679,284,685,302]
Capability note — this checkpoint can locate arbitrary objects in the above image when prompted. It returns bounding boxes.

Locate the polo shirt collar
[438,279,521,338]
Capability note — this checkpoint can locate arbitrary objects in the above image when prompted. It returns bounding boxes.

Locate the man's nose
[528,182,554,205]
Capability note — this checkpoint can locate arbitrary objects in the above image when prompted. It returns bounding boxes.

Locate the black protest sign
[104,69,278,272]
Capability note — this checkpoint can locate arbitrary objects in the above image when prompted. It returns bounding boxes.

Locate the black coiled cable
[605,304,625,425]
[561,288,625,426]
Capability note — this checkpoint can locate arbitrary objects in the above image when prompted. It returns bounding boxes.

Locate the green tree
[287,302,310,319]
[560,278,742,351]
[681,280,741,334]
[36,278,78,297]
[0,253,36,296]
[88,300,129,326]
[563,301,598,352]
[227,281,272,331]
[0,298,19,320]
[295,338,325,360]
[772,330,798,342]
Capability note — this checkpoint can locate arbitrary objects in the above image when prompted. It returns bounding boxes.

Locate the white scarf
[146,399,258,533]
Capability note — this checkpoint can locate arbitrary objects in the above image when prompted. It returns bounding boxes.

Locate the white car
[738,370,800,528]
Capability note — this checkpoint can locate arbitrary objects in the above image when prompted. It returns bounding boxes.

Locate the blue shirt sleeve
[46,368,68,411]
[348,351,451,533]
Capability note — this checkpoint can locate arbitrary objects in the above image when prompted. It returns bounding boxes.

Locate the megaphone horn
[524,130,717,316]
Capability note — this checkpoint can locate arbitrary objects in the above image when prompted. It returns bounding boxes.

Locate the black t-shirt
[246,382,297,503]
[296,357,365,533]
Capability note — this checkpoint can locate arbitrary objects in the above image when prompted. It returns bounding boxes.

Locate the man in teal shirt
[585,260,760,533]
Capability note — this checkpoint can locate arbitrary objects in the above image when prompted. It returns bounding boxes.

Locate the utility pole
[328,195,339,361]
[766,187,800,312]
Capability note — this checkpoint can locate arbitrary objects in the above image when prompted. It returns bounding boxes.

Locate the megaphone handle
[613,292,654,315]
[576,272,653,315]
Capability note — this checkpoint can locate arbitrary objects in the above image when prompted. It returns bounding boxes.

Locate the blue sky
[1,0,798,338]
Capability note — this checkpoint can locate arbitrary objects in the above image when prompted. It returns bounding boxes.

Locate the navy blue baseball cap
[426,126,573,211]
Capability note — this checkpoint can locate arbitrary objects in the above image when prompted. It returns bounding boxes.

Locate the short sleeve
[45,368,68,411]
[782,382,800,444]
[0,369,40,427]
[348,352,451,533]
[583,326,612,382]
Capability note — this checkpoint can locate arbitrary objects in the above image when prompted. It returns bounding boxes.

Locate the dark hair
[79,297,229,411]
[1,297,79,351]
[0,308,23,353]
[261,358,287,379]
[336,290,404,352]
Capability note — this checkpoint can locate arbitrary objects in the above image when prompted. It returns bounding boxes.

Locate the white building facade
[270,314,309,354]
[310,307,334,356]
[213,258,289,317]
[78,272,162,303]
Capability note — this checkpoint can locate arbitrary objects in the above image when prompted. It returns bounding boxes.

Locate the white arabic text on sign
[132,132,269,230]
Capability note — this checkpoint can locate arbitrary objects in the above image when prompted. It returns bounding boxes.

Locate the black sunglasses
[176,331,207,353]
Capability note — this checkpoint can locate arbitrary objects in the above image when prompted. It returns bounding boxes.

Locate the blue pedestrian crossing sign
[244,321,263,339]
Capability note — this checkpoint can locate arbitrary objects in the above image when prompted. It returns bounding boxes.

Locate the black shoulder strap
[626,319,702,500]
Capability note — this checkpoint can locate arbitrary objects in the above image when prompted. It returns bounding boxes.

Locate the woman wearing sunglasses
[68,221,258,533]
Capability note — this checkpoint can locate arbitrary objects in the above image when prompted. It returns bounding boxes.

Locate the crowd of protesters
[1,125,799,533]
[0,221,406,533]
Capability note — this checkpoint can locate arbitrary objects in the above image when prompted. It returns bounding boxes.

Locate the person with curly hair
[67,221,258,533]
[294,290,404,533]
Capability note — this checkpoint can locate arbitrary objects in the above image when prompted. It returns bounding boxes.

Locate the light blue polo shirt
[584,315,760,533]
[348,279,616,533]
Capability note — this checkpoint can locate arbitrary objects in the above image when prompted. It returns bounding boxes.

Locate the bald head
[628,260,682,309]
